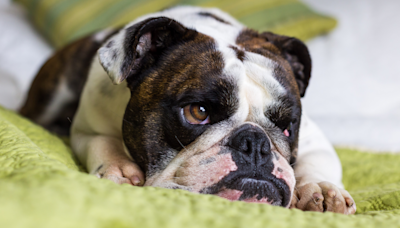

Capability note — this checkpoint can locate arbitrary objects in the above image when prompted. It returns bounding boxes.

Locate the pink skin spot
[283,129,290,137]
[175,145,237,192]
[271,152,295,208]
[216,189,243,201]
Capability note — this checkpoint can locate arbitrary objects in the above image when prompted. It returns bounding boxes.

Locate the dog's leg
[72,133,144,185]
[290,114,356,214]
[69,50,145,186]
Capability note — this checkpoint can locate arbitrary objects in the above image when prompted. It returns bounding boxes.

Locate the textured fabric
[13,0,337,48]
[1,106,400,227]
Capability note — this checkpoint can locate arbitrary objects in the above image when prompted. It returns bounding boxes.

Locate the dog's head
[98,14,311,207]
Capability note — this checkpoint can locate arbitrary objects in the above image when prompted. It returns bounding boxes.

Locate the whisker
[175,135,186,149]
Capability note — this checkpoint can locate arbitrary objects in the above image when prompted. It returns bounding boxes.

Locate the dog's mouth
[145,143,294,207]
[200,173,291,206]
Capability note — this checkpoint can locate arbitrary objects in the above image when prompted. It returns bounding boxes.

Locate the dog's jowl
[20,6,356,213]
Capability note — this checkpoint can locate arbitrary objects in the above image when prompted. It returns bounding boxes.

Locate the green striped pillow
[15,0,336,48]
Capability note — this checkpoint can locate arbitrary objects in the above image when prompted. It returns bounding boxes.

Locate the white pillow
[0,0,52,110]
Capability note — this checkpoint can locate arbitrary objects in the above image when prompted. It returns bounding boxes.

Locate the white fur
[71,58,131,169]
[296,112,343,188]
[98,31,127,84]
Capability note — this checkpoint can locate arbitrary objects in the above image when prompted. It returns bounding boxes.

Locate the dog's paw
[93,160,145,186]
[290,181,356,214]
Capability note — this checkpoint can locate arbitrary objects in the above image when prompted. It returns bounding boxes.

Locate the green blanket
[1,106,400,228]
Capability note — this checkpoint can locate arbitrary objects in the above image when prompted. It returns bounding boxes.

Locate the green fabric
[14,0,337,48]
[1,106,400,227]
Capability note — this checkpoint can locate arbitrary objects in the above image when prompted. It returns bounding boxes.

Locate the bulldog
[20,6,356,213]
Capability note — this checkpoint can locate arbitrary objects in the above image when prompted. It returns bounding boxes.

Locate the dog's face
[99,16,311,207]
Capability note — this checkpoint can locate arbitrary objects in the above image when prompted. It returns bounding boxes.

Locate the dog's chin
[200,176,292,207]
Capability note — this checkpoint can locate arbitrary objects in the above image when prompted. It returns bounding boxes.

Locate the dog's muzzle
[148,124,295,207]
[199,124,294,206]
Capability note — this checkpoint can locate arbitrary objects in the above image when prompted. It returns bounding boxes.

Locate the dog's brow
[264,99,294,125]
[266,106,290,120]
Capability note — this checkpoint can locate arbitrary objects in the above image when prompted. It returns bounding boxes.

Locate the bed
[1,0,400,227]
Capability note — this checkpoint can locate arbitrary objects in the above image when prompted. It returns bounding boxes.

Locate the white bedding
[0,0,399,151]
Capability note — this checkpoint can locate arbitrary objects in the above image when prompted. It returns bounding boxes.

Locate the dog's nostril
[236,136,253,155]
[260,140,270,155]
[245,139,253,155]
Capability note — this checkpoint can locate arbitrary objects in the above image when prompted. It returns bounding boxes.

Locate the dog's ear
[98,17,198,85]
[261,32,311,97]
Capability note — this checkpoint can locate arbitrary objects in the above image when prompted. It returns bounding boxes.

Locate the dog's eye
[183,103,210,125]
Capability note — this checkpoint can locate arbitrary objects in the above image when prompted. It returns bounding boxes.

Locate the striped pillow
[15,0,336,48]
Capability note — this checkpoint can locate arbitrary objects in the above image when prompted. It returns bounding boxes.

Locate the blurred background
[301,0,400,152]
[0,0,399,152]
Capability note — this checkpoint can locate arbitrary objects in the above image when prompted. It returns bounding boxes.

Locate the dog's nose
[228,124,271,166]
